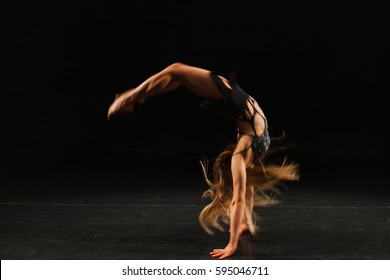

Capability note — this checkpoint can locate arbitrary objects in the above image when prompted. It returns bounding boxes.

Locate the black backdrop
[1,0,388,178]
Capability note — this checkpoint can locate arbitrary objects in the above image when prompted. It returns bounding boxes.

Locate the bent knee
[165,62,186,72]
[161,62,189,82]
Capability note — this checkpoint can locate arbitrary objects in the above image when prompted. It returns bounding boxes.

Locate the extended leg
[107,62,224,119]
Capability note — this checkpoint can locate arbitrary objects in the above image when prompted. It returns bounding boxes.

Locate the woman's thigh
[169,63,225,100]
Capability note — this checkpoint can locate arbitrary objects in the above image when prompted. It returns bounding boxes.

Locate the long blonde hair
[198,132,300,235]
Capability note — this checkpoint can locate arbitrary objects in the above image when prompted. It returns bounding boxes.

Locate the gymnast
[107,62,299,259]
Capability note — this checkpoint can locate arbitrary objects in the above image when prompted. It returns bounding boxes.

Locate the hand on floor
[210,243,237,259]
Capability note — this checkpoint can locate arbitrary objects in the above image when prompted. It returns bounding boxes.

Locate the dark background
[1,0,389,261]
[1,0,388,181]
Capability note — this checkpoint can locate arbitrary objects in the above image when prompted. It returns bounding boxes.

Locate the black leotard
[201,71,271,158]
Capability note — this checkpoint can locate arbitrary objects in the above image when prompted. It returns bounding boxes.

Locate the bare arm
[210,152,247,259]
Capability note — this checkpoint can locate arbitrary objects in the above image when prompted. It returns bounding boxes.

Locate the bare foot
[115,88,135,100]
[107,95,134,119]
[107,89,145,119]
[115,93,123,99]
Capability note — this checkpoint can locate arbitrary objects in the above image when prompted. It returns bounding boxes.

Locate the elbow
[231,199,245,208]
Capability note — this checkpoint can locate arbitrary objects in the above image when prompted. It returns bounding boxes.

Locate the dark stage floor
[0,157,389,260]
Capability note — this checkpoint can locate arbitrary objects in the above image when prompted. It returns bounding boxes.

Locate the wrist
[228,241,238,249]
